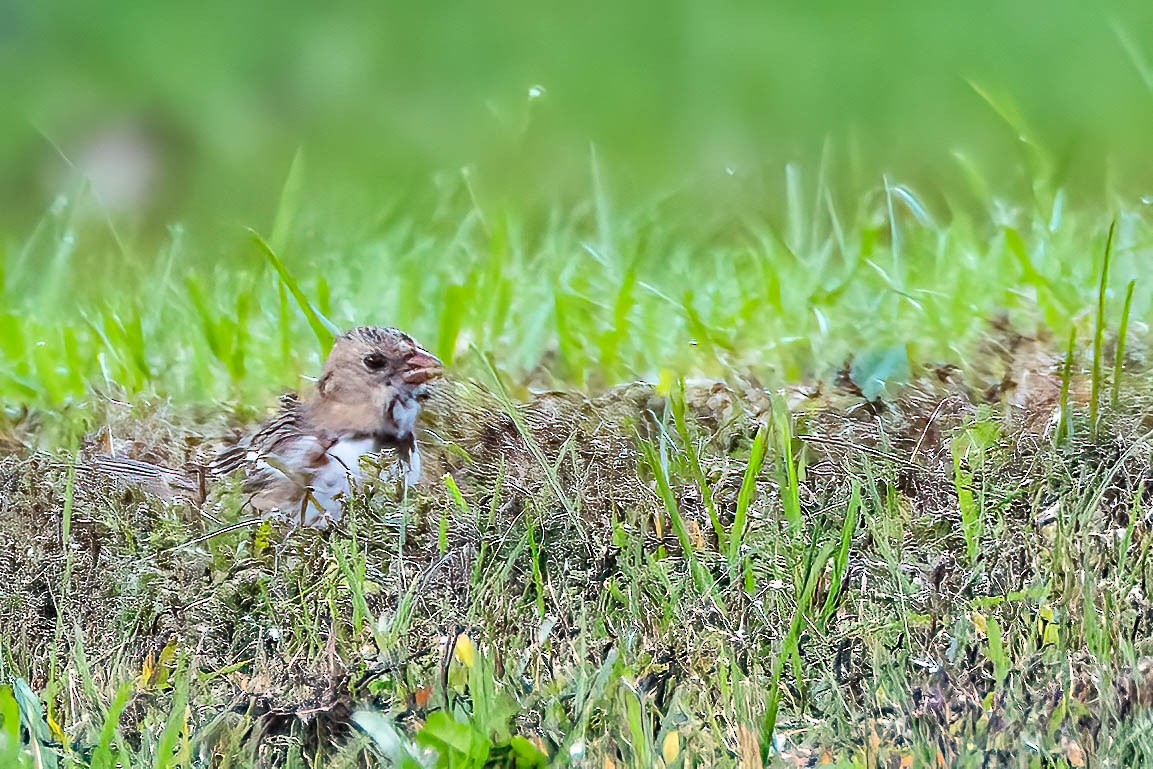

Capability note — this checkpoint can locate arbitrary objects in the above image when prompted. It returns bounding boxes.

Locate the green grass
[15,10,1153,768]
[1,160,1153,768]
[1,156,1148,428]
[8,3,1153,764]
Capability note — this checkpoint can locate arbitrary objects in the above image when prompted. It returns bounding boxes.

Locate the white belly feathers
[254,434,421,528]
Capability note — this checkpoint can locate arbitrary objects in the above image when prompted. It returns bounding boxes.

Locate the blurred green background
[3,0,1153,232]
[2,0,1153,415]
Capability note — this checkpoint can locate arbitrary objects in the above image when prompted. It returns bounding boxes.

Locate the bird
[89,325,443,528]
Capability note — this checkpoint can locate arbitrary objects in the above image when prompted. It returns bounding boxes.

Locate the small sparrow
[92,326,443,528]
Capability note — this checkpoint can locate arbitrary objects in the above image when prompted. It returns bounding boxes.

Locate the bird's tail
[80,454,207,503]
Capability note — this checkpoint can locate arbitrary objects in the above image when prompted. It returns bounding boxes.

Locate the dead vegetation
[5,325,1153,767]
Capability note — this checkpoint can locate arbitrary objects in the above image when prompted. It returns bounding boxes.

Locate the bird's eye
[363,353,388,372]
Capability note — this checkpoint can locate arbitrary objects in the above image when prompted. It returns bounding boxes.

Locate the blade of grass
[270,147,306,253]
[953,445,981,565]
[89,682,132,769]
[524,518,547,617]
[619,680,652,768]
[436,283,470,364]
[12,678,57,769]
[1003,226,1075,326]
[819,481,860,626]
[730,423,769,583]
[598,262,636,381]
[670,379,725,549]
[639,438,712,594]
[1112,278,1136,411]
[0,684,20,767]
[1090,219,1115,434]
[152,659,190,769]
[771,396,803,534]
[332,538,386,653]
[762,531,836,746]
[481,212,513,349]
[1056,326,1077,444]
[250,230,339,355]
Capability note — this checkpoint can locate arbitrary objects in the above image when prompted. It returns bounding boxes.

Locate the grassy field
[7,2,1153,767]
[4,169,1153,767]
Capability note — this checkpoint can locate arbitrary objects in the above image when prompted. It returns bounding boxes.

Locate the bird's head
[311,326,442,434]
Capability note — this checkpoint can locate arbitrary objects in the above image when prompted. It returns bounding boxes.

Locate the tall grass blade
[185,275,225,362]
[251,230,339,355]
[819,482,860,625]
[730,423,769,581]
[152,661,190,769]
[763,533,835,746]
[437,283,469,364]
[771,396,803,533]
[480,213,512,348]
[332,540,385,652]
[1056,326,1077,444]
[598,264,636,380]
[1112,278,1136,411]
[0,684,20,766]
[620,681,652,768]
[524,518,547,616]
[670,379,724,548]
[1003,226,1075,326]
[1090,219,1115,434]
[953,447,980,564]
[270,147,306,253]
[90,682,132,769]
[640,438,711,593]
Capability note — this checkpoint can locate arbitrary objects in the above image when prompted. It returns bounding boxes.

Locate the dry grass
[5,324,1153,767]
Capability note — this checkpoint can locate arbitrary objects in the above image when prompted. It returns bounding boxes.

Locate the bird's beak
[402,349,443,384]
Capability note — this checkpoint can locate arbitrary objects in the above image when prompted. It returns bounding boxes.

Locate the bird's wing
[210,393,308,477]
[73,393,316,507]
[241,432,330,491]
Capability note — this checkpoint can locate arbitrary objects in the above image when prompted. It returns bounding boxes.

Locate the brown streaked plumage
[91,325,442,528]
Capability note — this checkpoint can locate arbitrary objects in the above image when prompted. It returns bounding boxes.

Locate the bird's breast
[325,435,381,477]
